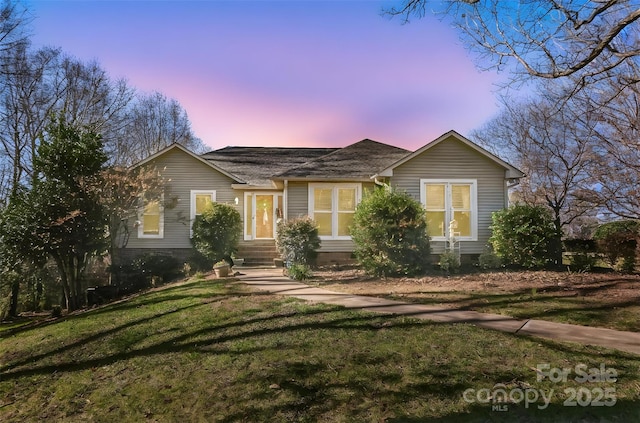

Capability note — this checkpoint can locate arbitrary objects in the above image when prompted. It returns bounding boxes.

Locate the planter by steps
[213,264,230,278]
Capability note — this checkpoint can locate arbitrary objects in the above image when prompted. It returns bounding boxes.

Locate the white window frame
[308,183,361,240]
[190,190,216,237]
[420,179,478,242]
[138,194,165,239]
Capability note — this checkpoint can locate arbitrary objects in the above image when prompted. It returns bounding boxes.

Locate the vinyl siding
[390,136,508,254]
[126,147,238,250]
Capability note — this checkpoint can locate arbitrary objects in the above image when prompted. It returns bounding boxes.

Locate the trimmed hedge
[351,187,431,277]
[191,202,242,265]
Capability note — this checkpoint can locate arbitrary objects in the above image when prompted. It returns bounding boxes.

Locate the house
[123,130,524,265]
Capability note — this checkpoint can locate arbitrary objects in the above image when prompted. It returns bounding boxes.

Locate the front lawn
[0,275,638,422]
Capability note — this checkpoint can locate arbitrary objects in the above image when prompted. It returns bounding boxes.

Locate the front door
[244,193,283,240]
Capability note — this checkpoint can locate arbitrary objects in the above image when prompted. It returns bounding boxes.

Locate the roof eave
[273,176,375,183]
[231,182,280,190]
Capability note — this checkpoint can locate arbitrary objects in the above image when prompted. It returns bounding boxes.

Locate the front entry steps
[237,240,279,267]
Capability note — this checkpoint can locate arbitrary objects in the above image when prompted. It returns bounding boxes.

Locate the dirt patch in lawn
[310,267,640,308]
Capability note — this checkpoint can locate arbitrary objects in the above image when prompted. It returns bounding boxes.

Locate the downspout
[506,177,521,207]
[283,179,288,220]
[373,176,390,190]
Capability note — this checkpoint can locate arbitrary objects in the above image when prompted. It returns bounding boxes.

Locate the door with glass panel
[244,193,283,240]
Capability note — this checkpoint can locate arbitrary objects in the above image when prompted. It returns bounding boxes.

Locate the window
[139,194,164,239]
[190,190,216,236]
[421,179,477,241]
[191,190,216,220]
[309,184,361,239]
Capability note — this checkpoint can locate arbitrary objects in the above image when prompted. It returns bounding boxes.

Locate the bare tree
[119,91,206,165]
[576,72,640,219]
[56,57,134,134]
[0,1,37,197]
[0,1,29,58]
[0,42,62,195]
[53,56,135,166]
[472,94,598,257]
[386,1,640,88]
[0,47,140,198]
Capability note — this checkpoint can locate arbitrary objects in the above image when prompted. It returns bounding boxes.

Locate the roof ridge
[273,138,412,179]
[204,146,339,154]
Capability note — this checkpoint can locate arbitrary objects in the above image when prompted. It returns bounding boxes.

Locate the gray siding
[126,147,238,250]
[286,181,308,219]
[390,136,507,254]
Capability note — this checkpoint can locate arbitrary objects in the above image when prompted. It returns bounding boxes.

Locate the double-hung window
[139,194,164,239]
[309,183,361,239]
[421,179,477,241]
[190,190,216,236]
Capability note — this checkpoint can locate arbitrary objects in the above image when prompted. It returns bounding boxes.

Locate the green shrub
[478,249,502,270]
[489,204,557,268]
[51,305,62,318]
[276,216,321,267]
[286,263,313,281]
[569,252,597,272]
[185,250,215,275]
[132,253,181,281]
[594,220,639,272]
[113,253,182,293]
[439,251,460,274]
[191,202,242,264]
[351,187,430,277]
[563,238,596,253]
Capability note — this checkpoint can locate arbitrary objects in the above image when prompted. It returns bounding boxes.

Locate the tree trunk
[8,277,19,317]
[551,211,564,266]
[53,255,74,311]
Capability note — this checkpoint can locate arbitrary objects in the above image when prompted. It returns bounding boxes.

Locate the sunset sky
[28,0,503,151]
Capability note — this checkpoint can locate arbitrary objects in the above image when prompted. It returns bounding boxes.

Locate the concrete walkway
[237,267,640,356]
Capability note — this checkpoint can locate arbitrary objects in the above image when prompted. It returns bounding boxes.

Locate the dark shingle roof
[200,139,411,185]
[275,139,411,180]
[201,147,338,186]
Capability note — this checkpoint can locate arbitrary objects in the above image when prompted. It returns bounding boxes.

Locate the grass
[385,288,640,332]
[1,275,639,422]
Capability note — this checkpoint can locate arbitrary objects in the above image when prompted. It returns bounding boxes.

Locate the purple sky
[28,0,502,151]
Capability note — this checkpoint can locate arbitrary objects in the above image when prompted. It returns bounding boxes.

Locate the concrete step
[237,240,279,266]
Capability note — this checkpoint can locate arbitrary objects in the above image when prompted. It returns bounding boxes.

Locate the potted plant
[213,260,230,278]
[232,254,244,267]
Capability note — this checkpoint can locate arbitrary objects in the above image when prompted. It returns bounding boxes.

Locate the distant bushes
[489,204,557,268]
[489,206,640,273]
[112,253,182,294]
[594,220,639,272]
